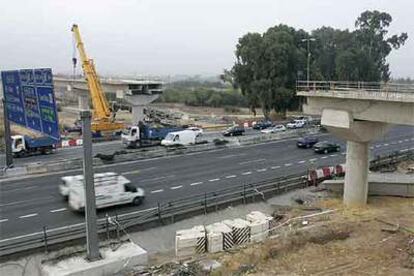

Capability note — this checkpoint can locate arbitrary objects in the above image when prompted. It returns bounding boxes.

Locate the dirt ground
[136,196,414,276]
[212,197,414,276]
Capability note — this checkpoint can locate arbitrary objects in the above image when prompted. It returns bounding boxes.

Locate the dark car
[253,120,272,130]
[313,142,340,154]
[297,136,319,148]
[223,126,245,136]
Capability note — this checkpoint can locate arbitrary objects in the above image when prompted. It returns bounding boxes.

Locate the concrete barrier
[322,172,414,197]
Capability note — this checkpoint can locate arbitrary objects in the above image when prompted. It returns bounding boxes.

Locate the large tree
[230,10,408,117]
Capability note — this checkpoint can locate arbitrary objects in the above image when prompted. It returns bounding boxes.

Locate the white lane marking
[383,143,389,146]
[400,149,409,152]
[151,189,164,193]
[170,185,183,190]
[329,154,337,157]
[284,163,292,167]
[209,178,220,182]
[190,181,203,186]
[257,168,267,172]
[298,160,305,164]
[375,145,381,148]
[341,152,346,155]
[242,171,252,175]
[0,219,8,223]
[309,158,317,162]
[50,208,67,213]
[19,213,38,219]
[239,158,266,165]
[321,156,328,159]
[398,140,403,143]
[122,166,157,175]
[271,166,281,169]
[225,175,237,179]
[411,138,414,141]
[404,139,409,142]
[370,146,374,149]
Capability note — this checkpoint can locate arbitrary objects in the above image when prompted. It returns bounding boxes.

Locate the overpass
[297,81,414,205]
[54,77,163,123]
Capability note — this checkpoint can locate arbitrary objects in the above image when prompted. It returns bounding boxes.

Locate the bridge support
[322,109,389,206]
[344,141,369,205]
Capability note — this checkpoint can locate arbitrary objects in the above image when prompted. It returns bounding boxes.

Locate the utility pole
[301,38,316,86]
[80,110,100,261]
[2,98,13,168]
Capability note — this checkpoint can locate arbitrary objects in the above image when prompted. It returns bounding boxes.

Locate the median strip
[19,213,38,219]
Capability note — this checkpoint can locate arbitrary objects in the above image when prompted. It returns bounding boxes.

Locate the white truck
[160,129,200,146]
[61,172,145,211]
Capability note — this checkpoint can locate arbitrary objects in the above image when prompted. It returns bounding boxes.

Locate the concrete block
[41,242,147,276]
[4,166,27,177]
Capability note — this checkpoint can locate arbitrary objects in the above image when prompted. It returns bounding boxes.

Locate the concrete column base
[78,95,89,111]
[343,141,369,206]
[132,105,145,125]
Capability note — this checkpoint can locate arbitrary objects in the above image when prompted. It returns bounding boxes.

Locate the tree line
[227,10,408,118]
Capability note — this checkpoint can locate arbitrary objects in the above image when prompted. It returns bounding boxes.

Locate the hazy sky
[0,0,412,78]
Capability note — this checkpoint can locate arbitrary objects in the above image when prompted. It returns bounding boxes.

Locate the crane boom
[71,24,124,132]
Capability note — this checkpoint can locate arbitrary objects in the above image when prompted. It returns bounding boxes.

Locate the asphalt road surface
[0,126,413,240]
[0,129,258,166]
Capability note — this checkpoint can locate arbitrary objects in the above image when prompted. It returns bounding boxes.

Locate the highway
[0,126,413,240]
[0,129,258,166]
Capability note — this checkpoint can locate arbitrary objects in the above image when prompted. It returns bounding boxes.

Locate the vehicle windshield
[165,133,175,140]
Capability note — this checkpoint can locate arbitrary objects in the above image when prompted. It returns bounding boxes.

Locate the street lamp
[301,38,316,86]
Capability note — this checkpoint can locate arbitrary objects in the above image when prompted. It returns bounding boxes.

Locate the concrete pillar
[131,105,145,125]
[343,141,369,206]
[78,95,89,111]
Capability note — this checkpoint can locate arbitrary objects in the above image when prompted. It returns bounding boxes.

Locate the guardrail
[0,174,308,257]
[370,149,414,171]
[1,149,411,257]
[297,80,414,94]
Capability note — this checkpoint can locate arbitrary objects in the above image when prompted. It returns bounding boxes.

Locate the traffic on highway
[1,125,413,240]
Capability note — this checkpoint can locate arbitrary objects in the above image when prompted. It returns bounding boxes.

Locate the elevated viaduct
[297,81,414,205]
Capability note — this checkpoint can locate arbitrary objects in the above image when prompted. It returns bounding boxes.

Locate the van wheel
[133,197,143,206]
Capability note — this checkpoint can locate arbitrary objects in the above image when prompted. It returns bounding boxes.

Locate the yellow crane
[71,24,125,132]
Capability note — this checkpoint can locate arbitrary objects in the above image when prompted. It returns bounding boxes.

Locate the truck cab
[121,126,140,148]
[11,135,56,157]
[11,135,25,155]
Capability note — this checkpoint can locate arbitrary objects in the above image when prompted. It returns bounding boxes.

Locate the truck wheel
[133,197,143,206]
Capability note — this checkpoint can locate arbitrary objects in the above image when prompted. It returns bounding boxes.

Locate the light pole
[301,38,316,86]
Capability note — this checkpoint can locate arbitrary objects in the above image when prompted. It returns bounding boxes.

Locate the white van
[60,172,123,199]
[161,130,199,146]
[68,176,145,212]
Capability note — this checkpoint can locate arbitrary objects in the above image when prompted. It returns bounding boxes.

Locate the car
[261,125,286,134]
[286,119,306,129]
[313,142,340,154]
[223,126,245,136]
[253,120,273,130]
[296,136,319,148]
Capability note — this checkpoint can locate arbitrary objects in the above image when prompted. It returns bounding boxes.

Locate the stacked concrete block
[246,211,273,242]
[205,222,233,252]
[175,225,206,257]
[223,218,250,245]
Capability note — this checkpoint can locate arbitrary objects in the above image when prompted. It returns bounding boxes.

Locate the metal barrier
[1,150,411,257]
[0,174,307,257]
[296,81,414,94]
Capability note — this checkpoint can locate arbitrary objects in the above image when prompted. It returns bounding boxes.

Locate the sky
[0,0,412,78]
